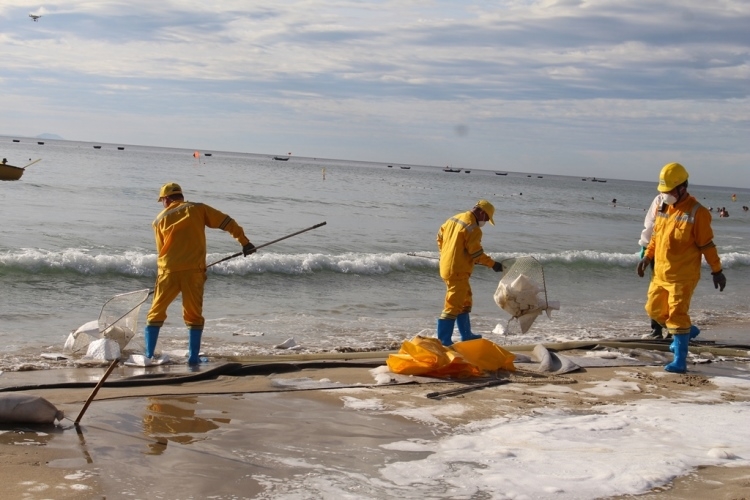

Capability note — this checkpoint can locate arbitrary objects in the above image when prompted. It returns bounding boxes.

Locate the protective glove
[242,242,256,256]
[712,270,726,292]
[639,246,646,259]
[492,261,503,272]
[636,256,651,277]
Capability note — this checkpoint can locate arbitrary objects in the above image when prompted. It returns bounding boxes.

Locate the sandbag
[0,393,64,424]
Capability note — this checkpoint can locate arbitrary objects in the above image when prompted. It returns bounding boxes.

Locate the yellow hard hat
[158,182,182,201]
[475,199,495,225]
[657,163,689,192]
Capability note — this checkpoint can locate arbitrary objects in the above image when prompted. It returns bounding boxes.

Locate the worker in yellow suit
[436,200,504,346]
[637,163,727,373]
[145,183,256,365]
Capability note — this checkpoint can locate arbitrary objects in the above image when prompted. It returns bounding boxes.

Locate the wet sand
[2,335,750,499]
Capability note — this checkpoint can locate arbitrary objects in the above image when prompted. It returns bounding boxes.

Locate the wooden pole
[74,358,119,425]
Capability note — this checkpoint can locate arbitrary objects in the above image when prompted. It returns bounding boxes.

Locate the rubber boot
[456,313,482,342]
[642,319,664,340]
[188,328,203,365]
[437,318,455,347]
[144,325,160,358]
[670,325,700,353]
[665,333,689,373]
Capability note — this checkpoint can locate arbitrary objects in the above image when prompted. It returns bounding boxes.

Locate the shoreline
[2,338,750,499]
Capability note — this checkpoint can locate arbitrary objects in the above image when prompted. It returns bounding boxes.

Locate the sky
[1,1,749,187]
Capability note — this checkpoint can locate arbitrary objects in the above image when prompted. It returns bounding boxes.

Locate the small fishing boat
[204,153,212,156]
[495,172,507,175]
[37,141,44,145]
[464,170,471,173]
[0,163,25,181]
[12,139,20,143]
[443,167,461,172]
[93,145,101,149]
[400,166,411,169]
[273,156,290,161]
[117,147,125,150]
[387,165,393,168]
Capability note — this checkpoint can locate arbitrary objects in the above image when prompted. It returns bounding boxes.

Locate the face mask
[478,220,487,227]
[663,194,678,205]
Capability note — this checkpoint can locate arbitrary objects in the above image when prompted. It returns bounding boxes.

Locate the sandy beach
[2,333,750,499]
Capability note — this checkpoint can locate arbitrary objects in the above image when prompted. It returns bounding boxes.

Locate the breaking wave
[1,248,748,277]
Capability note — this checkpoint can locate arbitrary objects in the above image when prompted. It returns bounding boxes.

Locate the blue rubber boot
[144,325,160,358]
[456,313,482,342]
[188,328,203,365]
[665,333,689,373]
[437,318,456,347]
[670,326,700,353]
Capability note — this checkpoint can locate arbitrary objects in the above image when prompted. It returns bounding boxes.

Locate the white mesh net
[99,289,150,351]
[493,256,557,335]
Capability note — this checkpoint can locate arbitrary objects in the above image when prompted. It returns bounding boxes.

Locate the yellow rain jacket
[437,210,495,280]
[644,195,722,334]
[645,195,721,282]
[153,201,250,272]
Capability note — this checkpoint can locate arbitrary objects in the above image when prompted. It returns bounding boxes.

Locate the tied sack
[0,393,65,424]
[494,274,546,333]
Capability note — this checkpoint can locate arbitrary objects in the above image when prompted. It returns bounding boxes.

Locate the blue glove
[639,246,646,259]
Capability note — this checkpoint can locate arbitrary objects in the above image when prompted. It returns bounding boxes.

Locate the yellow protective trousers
[440,275,472,320]
[146,269,207,330]
[645,276,698,335]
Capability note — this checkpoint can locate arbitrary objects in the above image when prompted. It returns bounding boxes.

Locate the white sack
[84,338,121,361]
[102,325,134,351]
[63,319,100,354]
[0,393,64,424]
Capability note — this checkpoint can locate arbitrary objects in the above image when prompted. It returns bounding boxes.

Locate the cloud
[1,0,749,186]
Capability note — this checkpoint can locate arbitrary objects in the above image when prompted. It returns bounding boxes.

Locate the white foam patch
[386,403,468,426]
[340,396,386,411]
[379,400,750,499]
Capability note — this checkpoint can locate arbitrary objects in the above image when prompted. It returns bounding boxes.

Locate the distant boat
[387,165,393,168]
[37,141,44,145]
[400,166,411,169]
[527,175,532,177]
[443,167,461,173]
[12,139,20,143]
[273,156,290,161]
[464,170,471,173]
[0,162,25,181]
[204,153,212,156]
[537,176,543,178]
[495,172,507,175]
[582,178,587,181]
[93,145,101,149]
[117,147,125,150]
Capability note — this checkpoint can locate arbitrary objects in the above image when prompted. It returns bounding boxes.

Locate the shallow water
[1,136,749,369]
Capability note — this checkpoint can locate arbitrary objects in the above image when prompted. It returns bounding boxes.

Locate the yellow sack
[451,338,516,372]
[387,336,511,378]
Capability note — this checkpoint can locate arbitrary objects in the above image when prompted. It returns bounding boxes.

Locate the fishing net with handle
[493,256,558,336]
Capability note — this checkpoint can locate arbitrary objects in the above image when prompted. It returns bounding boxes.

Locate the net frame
[496,256,548,336]
[98,289,151,351]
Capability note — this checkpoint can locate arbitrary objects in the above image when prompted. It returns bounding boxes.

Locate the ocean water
[2,137,749,369]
